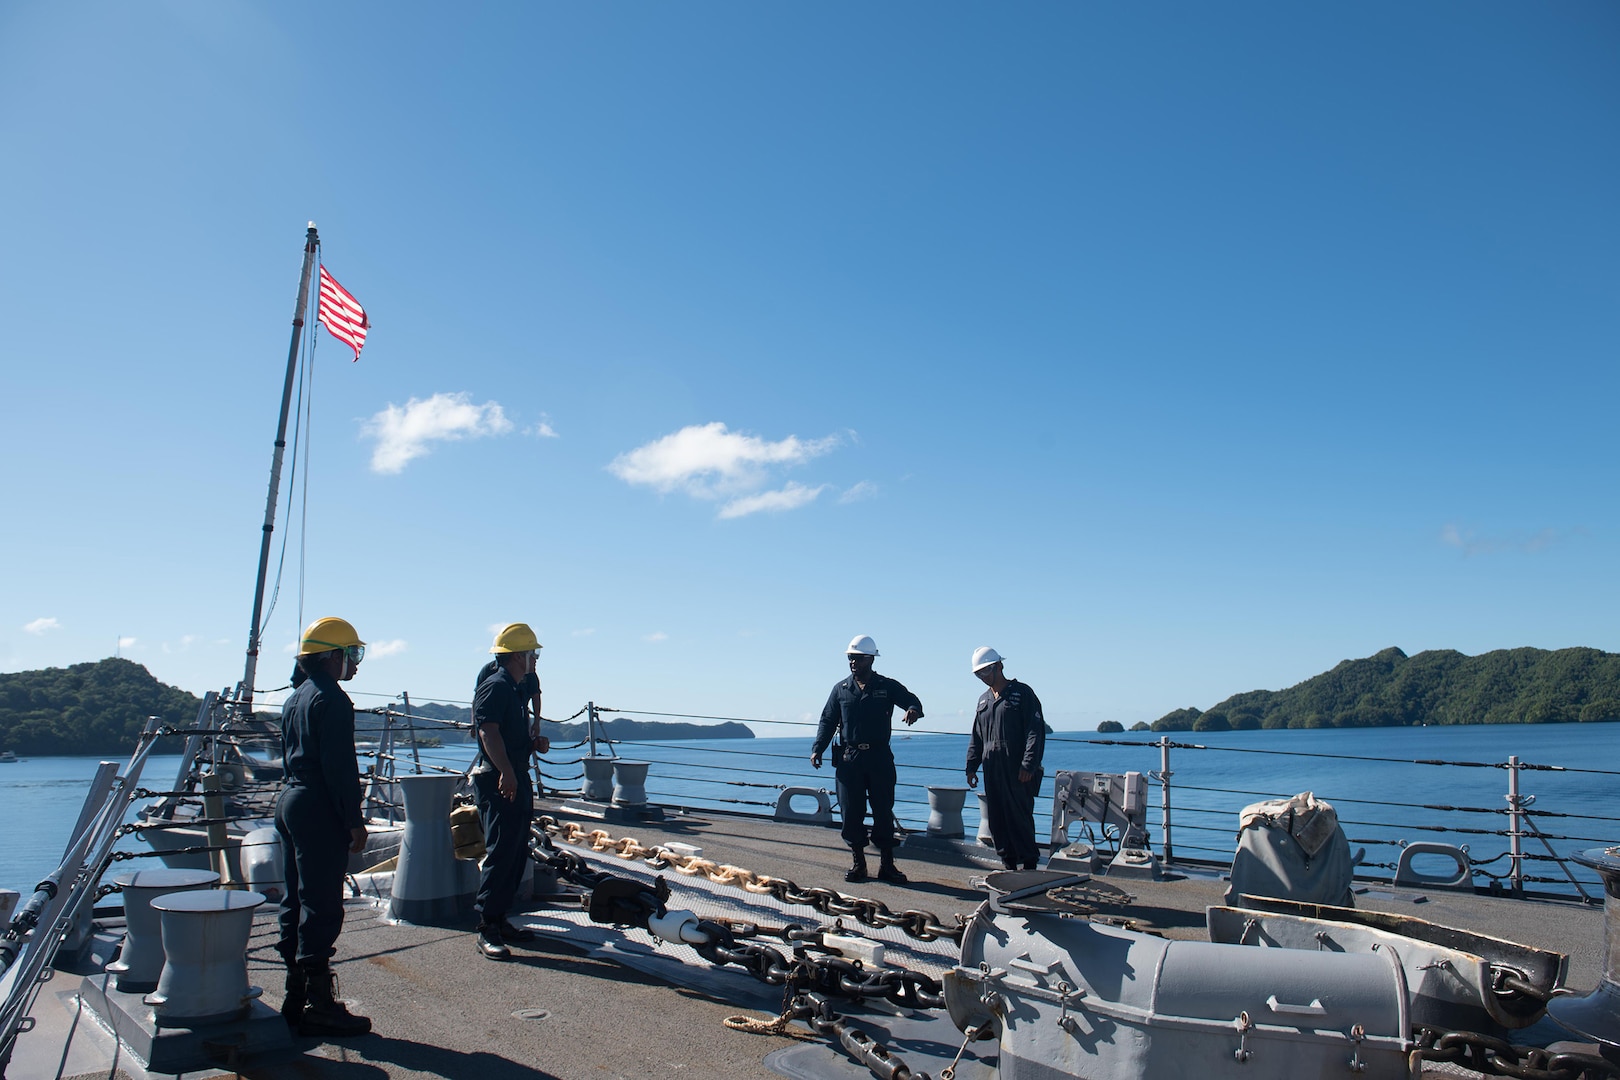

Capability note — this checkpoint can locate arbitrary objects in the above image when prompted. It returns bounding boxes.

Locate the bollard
[976,791,995,845]
[926,786,969,839]
[241,826,285,901]
[145,890,266,1026]
[390,773,476,923]
[581,756,616,802]
[611,760,650,807]
[1549,846,1620,1061]
[105,868,219,992]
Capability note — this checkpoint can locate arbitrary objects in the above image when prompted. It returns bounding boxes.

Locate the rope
[723,1009,813,1038]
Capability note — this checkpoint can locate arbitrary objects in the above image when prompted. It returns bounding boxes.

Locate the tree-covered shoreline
[0,658,203,755]
[0,659,755,755]
[1144,646,1620,732]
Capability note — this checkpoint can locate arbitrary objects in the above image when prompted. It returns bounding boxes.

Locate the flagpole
[239,222,320,716]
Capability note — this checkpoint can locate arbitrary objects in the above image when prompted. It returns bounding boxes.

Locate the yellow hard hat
[299,617,364,656]
[490,622,542,654]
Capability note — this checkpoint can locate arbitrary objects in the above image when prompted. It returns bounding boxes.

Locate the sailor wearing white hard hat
[810,635,924,883]
[965,646,1047,871]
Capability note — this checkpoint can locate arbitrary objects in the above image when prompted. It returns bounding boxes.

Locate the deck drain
[513,1008,550,1021]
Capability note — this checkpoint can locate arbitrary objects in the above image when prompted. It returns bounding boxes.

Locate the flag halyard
[317,265,369,361]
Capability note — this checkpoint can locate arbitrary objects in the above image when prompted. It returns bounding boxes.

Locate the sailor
[964,647,1046,871]
[471,622,550,959]
[811,635,923,884]
[274,616,373,1037]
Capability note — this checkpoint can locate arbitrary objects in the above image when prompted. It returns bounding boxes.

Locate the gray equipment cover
[1224,791,1354,908]
[947,876,1412,1080]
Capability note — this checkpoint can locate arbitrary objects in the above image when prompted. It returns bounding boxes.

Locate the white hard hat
[846,635,880,657]
[971,646,1003,673]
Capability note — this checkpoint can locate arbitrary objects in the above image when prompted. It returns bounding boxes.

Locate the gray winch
[943,870,1414,1079]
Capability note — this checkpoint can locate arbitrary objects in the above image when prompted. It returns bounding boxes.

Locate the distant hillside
[1154,646,1620,731]
[398,703,753,742]
[0,663,753,755]
[0,658,203,755]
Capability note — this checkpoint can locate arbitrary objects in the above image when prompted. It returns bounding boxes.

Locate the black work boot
[876,850,908,884]
[279,962,307,1026]
[844,847,869,883]
[297,963,372,1037]
[476,923,511,960]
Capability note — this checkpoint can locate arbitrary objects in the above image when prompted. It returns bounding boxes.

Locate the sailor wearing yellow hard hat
[274,617,373,1037]
[470,622,550,960]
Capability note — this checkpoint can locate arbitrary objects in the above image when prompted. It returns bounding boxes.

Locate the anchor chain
[531,820,1620,1080]
[535,817,965,943]
[1413,1027,1620,1080]
[686,918,948,1010]
[788,990,938,1080]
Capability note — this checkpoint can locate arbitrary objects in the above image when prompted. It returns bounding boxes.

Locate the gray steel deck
[11,799,1610,1080]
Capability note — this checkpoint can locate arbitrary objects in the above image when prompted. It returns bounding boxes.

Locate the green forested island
[0,658,203,755]
[0,660,753,755]
[1149,646,1620,732]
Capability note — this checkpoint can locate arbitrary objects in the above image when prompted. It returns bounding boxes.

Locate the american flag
[317,265,369,361]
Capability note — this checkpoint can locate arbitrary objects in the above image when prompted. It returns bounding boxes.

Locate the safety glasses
[344,644,366,665]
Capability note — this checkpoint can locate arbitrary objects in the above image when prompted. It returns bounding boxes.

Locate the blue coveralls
[966,679,1046,869]
[472,664,536,926]
[813,674,924,852]
[276,667,364,964]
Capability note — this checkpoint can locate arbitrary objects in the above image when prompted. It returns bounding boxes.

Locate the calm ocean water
[4,722,1616,897]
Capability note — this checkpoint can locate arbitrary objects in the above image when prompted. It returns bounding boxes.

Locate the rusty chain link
[531,818,1619,1080]
[535,817,965,943]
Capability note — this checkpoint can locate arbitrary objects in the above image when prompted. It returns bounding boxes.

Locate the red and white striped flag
[317,265,369,361]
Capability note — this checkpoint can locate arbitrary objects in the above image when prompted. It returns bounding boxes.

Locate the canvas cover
[1224,791,1354,908]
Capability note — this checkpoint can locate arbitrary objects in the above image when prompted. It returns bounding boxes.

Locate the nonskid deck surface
[13,801,1610,1080]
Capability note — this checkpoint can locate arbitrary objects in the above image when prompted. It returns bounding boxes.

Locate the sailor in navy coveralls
[965,647,1046,870]
[275,616,372,1037]
[811,635,923,883]
[471,622,549,960]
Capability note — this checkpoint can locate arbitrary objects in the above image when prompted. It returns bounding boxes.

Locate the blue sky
[1,3,1615,735]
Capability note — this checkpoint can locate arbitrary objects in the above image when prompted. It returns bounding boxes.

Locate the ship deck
[11,797,1611,1080]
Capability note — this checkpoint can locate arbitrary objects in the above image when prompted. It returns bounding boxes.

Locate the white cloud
[608,422,843,517]
[839,481,878,504]
[572,628,596,637]
[368,639,408,658]
[162,634,199,654]
[1440,523,1571,557]
[362,392,514,474]
[719,482,828,519]
[644,631,668,643]
[529,415,560,439]
[118,636,137,649]
[24,617,60,636]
